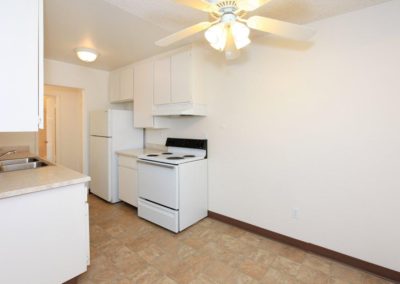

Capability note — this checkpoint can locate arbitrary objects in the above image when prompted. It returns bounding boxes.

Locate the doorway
[37,85,84,173]
[38,95,56,161]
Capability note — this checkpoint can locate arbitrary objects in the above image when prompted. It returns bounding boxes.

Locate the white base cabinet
[118,155,138,207]
[0,183,89,284]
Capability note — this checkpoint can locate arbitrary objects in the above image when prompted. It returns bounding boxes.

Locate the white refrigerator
[89,110,143,203]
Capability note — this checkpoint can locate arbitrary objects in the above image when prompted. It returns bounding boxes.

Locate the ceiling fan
[155,0,316,59]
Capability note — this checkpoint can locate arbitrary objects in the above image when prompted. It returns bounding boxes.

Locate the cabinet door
[109,70,120,103]
[133,61,154,128]
[171,50,192,104]
[119,166,138,207]
[120,67,134,101]
[0,0,42,132]
[154,57,171,105]
[0,183,89,283]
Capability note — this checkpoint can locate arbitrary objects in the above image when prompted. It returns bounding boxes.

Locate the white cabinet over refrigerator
[109,65,134,103]
[89,110,143,203]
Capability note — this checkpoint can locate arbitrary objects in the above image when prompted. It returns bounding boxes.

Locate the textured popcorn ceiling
[103,0,207,32]
[103,0,391,31]
[45,0,392,70]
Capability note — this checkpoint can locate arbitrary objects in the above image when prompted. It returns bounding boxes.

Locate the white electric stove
[138,148,206,165]
[137,138,208,233]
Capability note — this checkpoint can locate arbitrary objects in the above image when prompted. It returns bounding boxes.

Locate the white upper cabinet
[133,59,170,129]
[154,57,171,105]
[120,67,134,101]
[109,70,120,102]
[133,60,154,128]
[0,0,43,132]
[171,50,192,104]
[109,65,134,103]
[153,45,207,116]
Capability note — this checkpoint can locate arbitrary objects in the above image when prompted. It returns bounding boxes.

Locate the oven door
[137,159,179,209]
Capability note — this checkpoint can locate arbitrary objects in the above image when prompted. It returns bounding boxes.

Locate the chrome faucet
[0,150,17,159]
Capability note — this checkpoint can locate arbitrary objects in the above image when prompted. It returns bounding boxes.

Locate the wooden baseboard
[208,211,400,282]
[63,276,78,284]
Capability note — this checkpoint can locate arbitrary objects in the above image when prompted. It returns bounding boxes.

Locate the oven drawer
[137,159,179,209]
[138,198,179,233]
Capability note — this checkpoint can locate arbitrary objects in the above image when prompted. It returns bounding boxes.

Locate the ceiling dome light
[231,22,251,49]
[204,23,227,51]
[75,47,98,63]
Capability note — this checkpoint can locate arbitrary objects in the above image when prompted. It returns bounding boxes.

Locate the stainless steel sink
[0,157,39,166]
[0,158,49,173]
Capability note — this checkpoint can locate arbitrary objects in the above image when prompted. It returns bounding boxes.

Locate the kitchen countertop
[116,148,163,158]
[0,152,90,200]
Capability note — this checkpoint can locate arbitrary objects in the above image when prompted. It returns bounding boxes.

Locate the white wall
[0,133,36,152]
[44,59,110,174]
[146,1,400,271]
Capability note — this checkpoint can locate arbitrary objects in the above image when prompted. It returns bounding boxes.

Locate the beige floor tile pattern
[78,195,395,284]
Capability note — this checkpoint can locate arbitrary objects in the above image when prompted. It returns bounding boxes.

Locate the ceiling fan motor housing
[215,0,240,14]
[215,0,238,9]
[221,12,236,23]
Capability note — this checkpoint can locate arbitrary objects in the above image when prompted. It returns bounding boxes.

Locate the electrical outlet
[292,208,299,220]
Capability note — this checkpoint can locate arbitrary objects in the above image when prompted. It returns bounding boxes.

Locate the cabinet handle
[137,159,176,169]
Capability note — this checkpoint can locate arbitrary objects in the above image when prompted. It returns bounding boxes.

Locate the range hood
[153,102,207,116]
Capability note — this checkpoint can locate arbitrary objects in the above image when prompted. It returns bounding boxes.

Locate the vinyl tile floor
[78,194,394,284]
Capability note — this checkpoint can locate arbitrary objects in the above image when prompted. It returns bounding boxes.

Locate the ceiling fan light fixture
[231,21,251,49]
[224,26,240,60]
[234,36,251,49]
[225,49,241,60]
[156,0,316,59]
[205,23,228,51]
[75,47,98,63]
[231,21,250,38]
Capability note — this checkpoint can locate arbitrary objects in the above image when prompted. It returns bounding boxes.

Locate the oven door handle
[137,159,177,169]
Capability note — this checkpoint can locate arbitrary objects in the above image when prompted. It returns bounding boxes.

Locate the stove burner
[183,155,195,158]
[146,154,159,157]
[162,152,173,155]
[167,156,184,160]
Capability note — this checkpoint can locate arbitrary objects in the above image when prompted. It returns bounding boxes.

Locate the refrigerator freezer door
[90,110,111,137]
[89,136,112,202]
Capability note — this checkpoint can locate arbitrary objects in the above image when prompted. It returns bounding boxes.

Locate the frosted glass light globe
[231,22,251,49]
[205,23,227,51]
[75,48,98,62]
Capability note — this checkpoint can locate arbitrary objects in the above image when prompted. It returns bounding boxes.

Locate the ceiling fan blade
[175,0,215,12]
[155,22,212,47]
[247,16,316,41]
[237,0,272,11]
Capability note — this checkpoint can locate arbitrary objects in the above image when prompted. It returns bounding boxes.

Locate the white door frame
[36,85,84,173]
